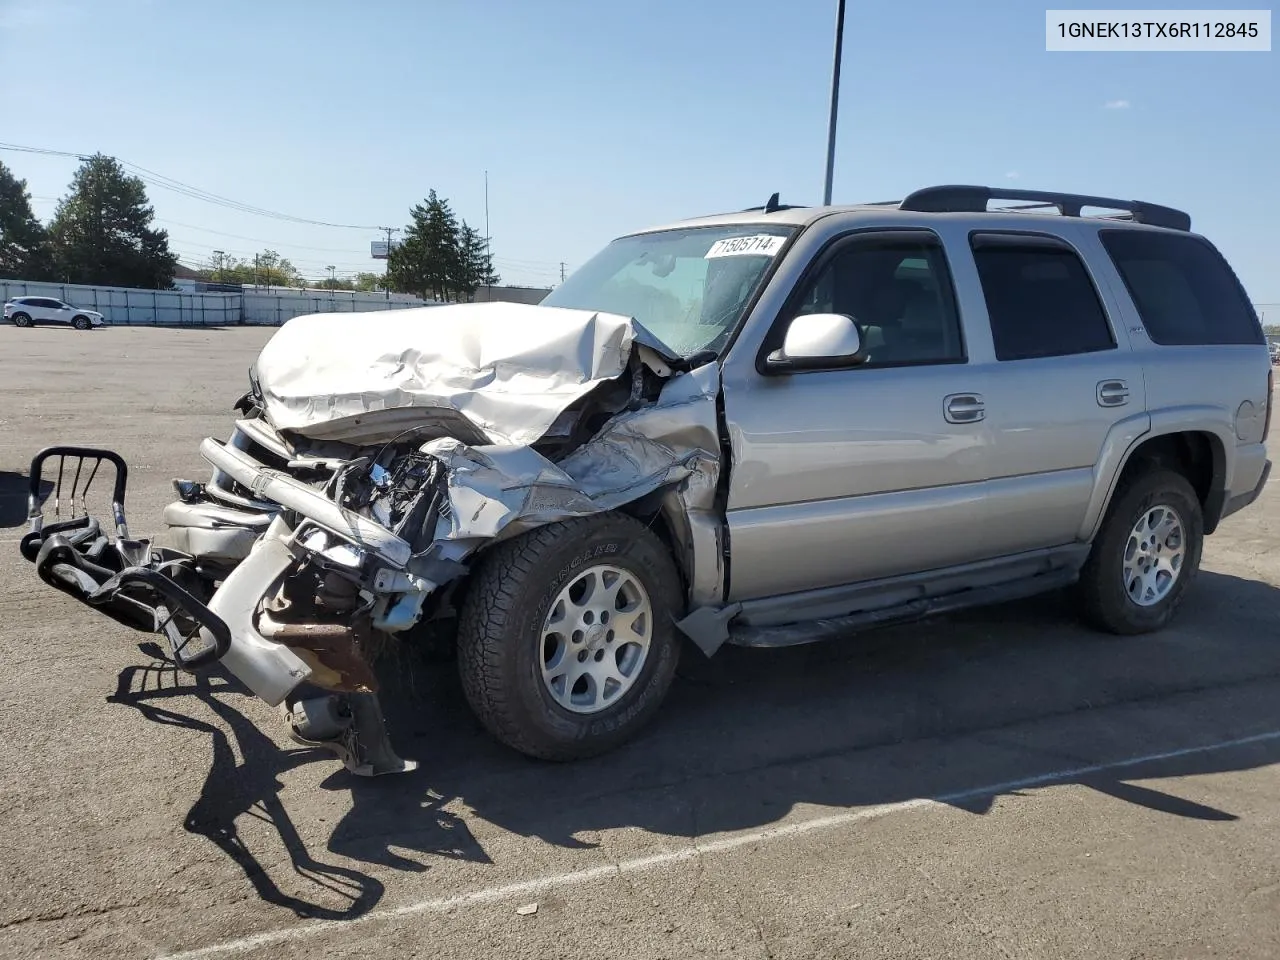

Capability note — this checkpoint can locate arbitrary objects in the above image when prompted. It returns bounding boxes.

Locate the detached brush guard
[19,444,417,778]
[20,446,232,670]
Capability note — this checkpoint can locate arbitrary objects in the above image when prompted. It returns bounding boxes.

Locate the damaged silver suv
[20,185,1273,776]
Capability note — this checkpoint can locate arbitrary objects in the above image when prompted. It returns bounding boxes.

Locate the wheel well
[618,496,690,594]
[1115,431,1226,532]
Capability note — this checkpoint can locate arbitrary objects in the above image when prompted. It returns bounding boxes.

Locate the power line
[0,141,380,230]
[153,217,374,254]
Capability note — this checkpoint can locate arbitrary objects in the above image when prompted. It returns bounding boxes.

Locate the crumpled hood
[253,302,680,446]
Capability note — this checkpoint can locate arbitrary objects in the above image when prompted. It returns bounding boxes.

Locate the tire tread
[457,514,676,760]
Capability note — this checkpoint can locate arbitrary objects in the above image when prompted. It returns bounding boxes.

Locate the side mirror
[766,313,866,371]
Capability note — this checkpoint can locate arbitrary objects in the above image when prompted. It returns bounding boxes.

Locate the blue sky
[1,0,1276,309]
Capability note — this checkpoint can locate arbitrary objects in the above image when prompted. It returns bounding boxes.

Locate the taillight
[1266,367,1274,441]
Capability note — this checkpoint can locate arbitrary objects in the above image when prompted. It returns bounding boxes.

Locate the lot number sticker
[705,235,786,258]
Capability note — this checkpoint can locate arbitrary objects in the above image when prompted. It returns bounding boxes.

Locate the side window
[1099,230,1263,346]
[971,237,1115,361]
[786,235,965,366]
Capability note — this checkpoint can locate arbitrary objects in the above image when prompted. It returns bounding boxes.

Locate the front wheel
[11,312,32,328]
[457,513,683,761]
[1075,468,1204,635]
[73,316,92,331]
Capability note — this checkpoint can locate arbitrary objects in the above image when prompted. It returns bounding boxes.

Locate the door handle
[944,393,985,424]
[1097,380,1130,407]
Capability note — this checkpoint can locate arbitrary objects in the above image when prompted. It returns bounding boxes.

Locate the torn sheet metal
[254,302,681,446]
[419,363,723,555]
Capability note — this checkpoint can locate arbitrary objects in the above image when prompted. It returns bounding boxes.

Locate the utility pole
[560,262,567,284]
[78,155,100,284]
[822,0,847,206]
[327,265,337,287]
[484,170,491,302]
[254,253,260,288]
[378,225,399,300]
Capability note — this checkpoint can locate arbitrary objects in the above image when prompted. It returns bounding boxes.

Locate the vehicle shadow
[367,569,1280,850]
[0,471,49,528]
[106,647,488,920]
[107,569,1280,920]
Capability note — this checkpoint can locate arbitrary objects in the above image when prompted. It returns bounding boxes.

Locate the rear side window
[970,237,1116,361]
[1099,230,1262,346]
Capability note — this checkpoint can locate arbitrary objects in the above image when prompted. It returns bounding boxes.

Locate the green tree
[387,189,464,301]
[47,154,177,288]
[237,249,301,287]
[0,160,55,280]
[456,222,499,299]
[353,271,382,292]
[192,249,303,287]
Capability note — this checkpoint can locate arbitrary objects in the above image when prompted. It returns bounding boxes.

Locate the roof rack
[898,184,1191,232]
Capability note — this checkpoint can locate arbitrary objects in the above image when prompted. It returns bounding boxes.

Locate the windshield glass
[541,224,795,358]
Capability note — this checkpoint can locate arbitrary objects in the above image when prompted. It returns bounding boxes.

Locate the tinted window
[1100,230,1262,346]
[35,298,61,308]
[971,239,1115,361]
[785,234,965,366]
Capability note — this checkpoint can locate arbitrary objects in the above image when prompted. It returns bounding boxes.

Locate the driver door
[720,229,992,601]
[29,299,59,323]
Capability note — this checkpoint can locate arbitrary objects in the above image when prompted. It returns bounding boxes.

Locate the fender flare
[1078,406,1232,542]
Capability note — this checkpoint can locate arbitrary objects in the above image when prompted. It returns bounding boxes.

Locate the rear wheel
[12,312,32,328]
[1076,468,1203,635]
[457,513,683,760]
[73,315,92,330]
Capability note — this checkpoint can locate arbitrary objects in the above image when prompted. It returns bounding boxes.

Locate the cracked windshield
[542,226,794,357]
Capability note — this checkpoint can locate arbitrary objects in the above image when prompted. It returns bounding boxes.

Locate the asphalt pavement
[1,325,1278,960]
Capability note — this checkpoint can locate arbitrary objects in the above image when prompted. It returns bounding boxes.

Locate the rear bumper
[1222,457,1271,521]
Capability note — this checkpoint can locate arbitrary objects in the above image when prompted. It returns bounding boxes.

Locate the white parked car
[3,297,106,330]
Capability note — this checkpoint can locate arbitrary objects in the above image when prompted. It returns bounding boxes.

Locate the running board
[725,566,1080,649]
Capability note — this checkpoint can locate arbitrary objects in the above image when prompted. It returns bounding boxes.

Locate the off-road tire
[73,315,92,330]
[457,513,683,761]
[1076,468,1203,635]
[11,312,32,328]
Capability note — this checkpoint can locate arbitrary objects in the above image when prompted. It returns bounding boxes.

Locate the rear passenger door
[968,231,1145,556]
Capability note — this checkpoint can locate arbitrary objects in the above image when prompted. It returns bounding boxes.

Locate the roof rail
[898,184,1191,232]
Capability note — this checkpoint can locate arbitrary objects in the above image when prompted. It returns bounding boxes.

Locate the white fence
[1,278,431,327]
[239,285,430,325]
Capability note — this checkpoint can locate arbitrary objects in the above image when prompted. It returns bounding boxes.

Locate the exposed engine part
[258,560,380,691]
[282,691,417,777]
[367,453,448,551]
[284,692,351,741]
[259,612,380,692]
[315,570,359,612]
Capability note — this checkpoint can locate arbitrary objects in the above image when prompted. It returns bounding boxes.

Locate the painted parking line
[158,727,1280,960]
